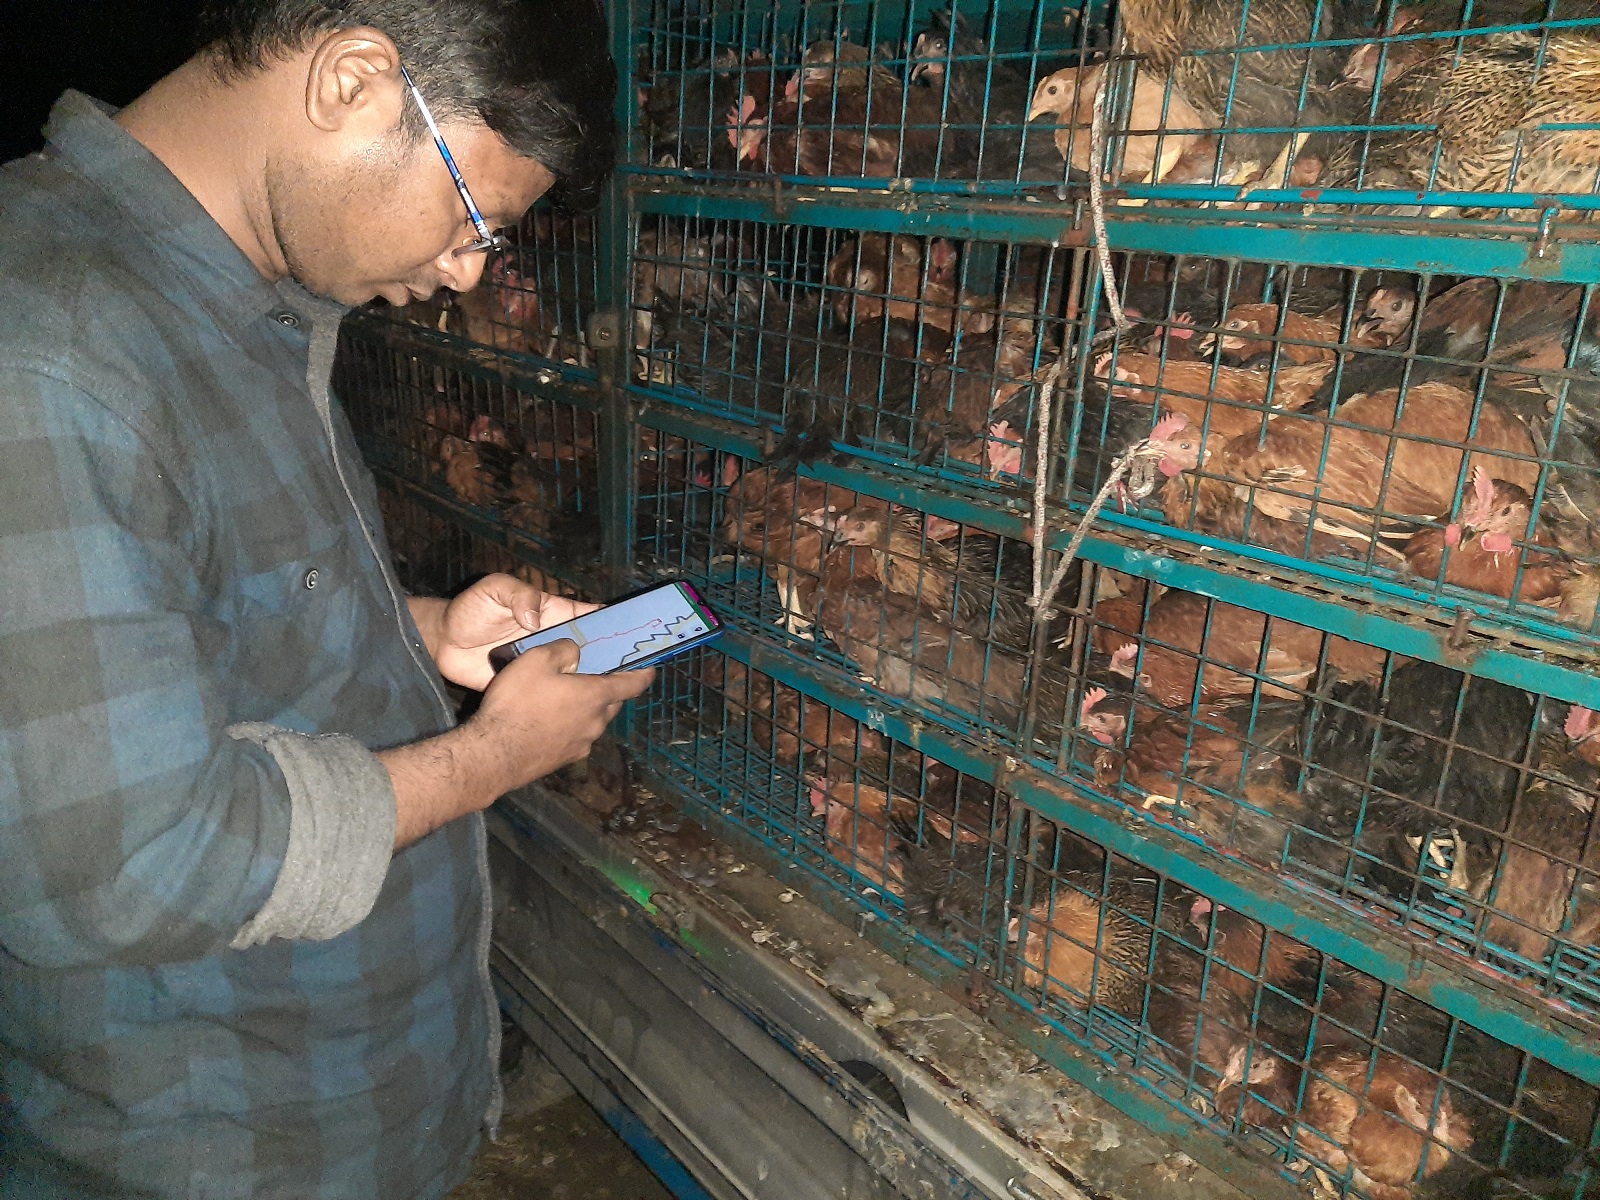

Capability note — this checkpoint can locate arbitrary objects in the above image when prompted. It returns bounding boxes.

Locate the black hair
[193,0,617,209]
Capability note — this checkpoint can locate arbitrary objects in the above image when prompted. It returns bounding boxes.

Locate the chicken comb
[1472,463,1495,510]
[1567,705,1596,741]
[1150,412,1190,442]
[1109,643,1139,669]
[1079,686,1108,720]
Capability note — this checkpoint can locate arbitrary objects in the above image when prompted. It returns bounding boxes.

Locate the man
[0,1,647,1195]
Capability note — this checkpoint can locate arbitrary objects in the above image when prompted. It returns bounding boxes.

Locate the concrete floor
[449,1044,676,1200]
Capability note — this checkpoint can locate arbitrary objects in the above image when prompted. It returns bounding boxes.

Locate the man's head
[190,0,615,305]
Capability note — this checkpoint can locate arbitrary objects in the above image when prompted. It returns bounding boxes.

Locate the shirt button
[271,310,301,328]
[303,568,319,590]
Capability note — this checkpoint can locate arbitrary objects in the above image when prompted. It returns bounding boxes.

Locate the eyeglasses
[399,63,511,259]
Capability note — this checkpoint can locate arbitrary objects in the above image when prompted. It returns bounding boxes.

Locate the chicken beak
[1196,331,1216,356]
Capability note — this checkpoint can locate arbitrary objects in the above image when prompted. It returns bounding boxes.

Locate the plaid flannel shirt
[0,93,499,1198]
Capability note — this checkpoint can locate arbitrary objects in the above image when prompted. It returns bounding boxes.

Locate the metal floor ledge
[487,784,1292,1200]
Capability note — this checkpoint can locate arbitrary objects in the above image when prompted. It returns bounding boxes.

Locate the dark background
[2,1,205,162]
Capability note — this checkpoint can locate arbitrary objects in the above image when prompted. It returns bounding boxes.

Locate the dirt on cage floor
[449,1042,675,1200]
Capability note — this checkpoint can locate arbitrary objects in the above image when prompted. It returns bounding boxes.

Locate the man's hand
[413,574,598,691]
[468,638,655,792]
[383,640,656,848]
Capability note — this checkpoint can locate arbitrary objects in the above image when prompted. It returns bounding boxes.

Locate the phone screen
[493,582,720,675]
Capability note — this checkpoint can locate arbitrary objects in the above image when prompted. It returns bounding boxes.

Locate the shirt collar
[44,90,293,332]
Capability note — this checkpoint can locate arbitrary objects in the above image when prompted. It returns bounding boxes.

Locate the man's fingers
[606,666,656,699]
[536,595,602,630]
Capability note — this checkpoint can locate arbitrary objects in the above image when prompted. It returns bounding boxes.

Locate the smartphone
[488,581,722,675]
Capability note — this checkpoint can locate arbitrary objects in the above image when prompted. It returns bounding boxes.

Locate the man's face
[269,118,554,307]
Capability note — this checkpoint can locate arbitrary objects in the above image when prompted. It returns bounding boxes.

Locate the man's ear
[304,27,405,136]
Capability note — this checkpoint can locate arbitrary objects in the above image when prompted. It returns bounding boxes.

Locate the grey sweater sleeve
[224,722,397,949]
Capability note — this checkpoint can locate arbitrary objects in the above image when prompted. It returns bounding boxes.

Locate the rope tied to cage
[1026,353,1066,610]
[1027,414,1184,625]
[1088,57,1131,337]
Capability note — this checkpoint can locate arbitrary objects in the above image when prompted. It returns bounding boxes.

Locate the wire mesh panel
[634,422,1600,1018]
[633,214,1082,479]
[636,658,1600,1200]
[334,321,604,590]
[632,0,1600,222]
[1074,252,1600,646]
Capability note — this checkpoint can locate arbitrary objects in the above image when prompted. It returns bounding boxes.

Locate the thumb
[473,572,546,630]
[527,638,582,674]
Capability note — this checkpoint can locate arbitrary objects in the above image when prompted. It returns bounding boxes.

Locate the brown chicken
[1329,31,1600,204]
[1096,352,1332,440]
[918,330,1038,470]
[436,414,545,510]
[1354,285,1418,348]
[1009,881,1153,1008]
[1192,900,1323,1007]
[456,256,569,357]
[825,234,988,335]
[812,541,1032,729]
[1027,63,1212,184]
[1299,1045,1473,1200]
[1203,290,1416,366]
[1568,704,1600,769]
[808,767,905,896]
[822,506,1037,648]
[1337,7,1432,94]
[1560,566,1600,631]
[1185,381,1539,558]
[718,465,880,564]
[1079,686,1251,804]
[1402,466,1570,604]
[718,464,886,632]
[1478,707,1600,960]
[822,506,959,610]
[718,659,883,768]
[732,42,941,178]
[1095,588,1384,708]
[1118,0,1343,183]
[1202,303,1343,365]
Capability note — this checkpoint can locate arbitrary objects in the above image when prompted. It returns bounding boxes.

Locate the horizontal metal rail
[629,181,1600,282]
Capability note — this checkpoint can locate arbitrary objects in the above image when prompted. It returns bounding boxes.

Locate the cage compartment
[384,208,601,368]
[631,215,1075,480]
[1084,254,1600,645]
[634,0,1600,222]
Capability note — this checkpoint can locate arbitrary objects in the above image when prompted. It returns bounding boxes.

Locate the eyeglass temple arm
[398,63,499,245]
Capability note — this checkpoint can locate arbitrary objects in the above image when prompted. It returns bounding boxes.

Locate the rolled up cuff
[224,722,397,949]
